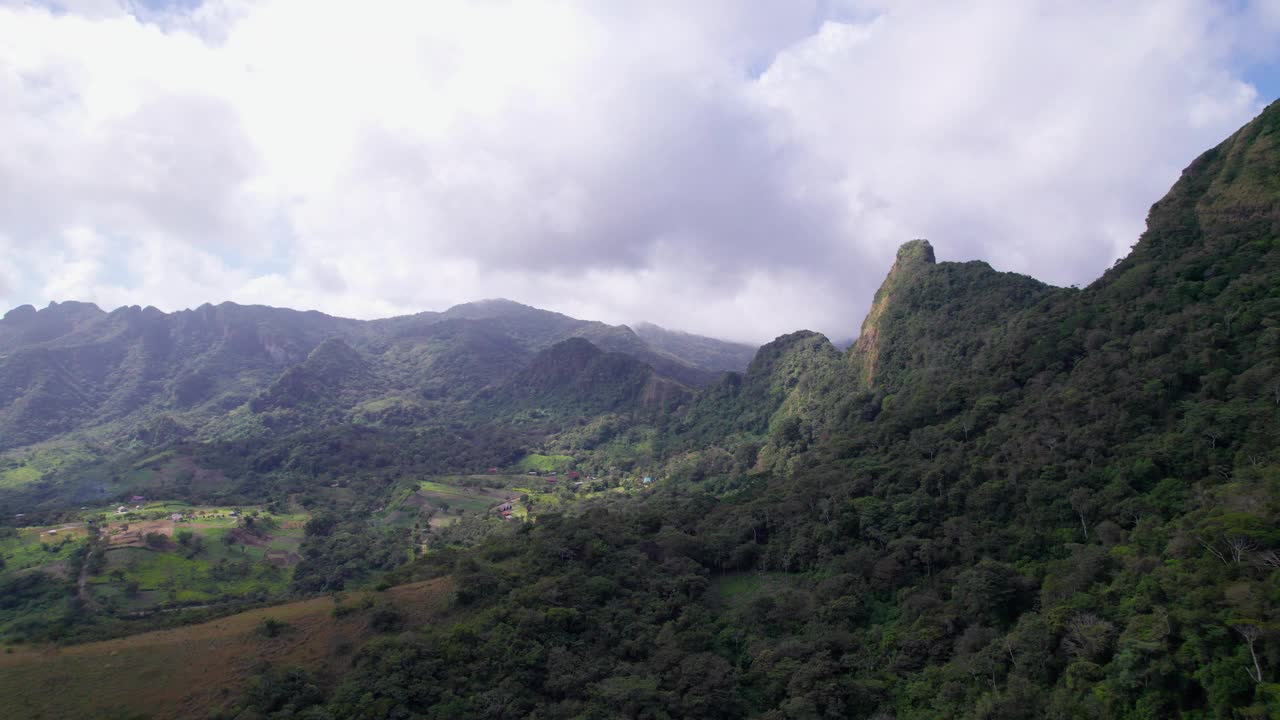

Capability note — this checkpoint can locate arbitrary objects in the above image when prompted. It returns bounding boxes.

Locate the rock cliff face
[850,239,937,386]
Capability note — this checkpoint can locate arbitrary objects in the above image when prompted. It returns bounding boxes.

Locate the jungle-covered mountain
[0,297,752,452]
[214,100,1280,719]
[1,100,1278,720]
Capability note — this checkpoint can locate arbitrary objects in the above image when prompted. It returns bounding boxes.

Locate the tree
[953,560,1030,626]
[1063,613,1115,664]
[1233,623,1267,685]
[1068,488,1095,541]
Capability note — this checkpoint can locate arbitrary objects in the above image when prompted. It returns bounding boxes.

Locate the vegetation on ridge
[243,100,1278,720]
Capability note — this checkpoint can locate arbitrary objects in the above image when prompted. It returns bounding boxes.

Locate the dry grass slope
[0,577,453,720]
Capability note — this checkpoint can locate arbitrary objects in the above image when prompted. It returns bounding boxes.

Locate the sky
[1,1,1278,344]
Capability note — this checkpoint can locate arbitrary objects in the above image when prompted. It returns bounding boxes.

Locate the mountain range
[0,298,755,452]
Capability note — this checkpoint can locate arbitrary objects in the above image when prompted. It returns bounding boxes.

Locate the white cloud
[0,0,1275,343]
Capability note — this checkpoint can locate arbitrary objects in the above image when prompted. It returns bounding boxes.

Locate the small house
[487,467,499,474]
[170,513,183,522]
[131,495,146,503]
[527,470,538,476]
[496,501,514,513]
[116,506,129,514]
[546,478,557,485]
[642,476,653,484]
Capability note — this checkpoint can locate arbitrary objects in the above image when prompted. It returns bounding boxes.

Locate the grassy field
[423,472,642,520]
[2,504,307,598]
[0,443,97,489]
[90,541,289,610]
[83,507,309,612]
[415,480,510,514]
[515,453,574,472]
[0,465,42,487]
[352,396,412,415]
[71,500,307,524]
[376,478,525,552]
[0,525,84,573]
[0,577,454,720]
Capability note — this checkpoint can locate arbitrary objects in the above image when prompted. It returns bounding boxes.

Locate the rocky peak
[850,239,1056,390]
[850,240,937,385]
[894,238,936,268]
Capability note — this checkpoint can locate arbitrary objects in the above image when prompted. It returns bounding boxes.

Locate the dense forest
[2,102,1279,718]
[215,101,1280,718]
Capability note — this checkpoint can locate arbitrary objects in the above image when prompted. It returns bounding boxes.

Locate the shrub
[368,606,403,633]
[257,617,289,638]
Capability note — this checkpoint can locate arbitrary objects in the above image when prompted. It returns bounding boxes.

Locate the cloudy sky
[2,0,1278,343]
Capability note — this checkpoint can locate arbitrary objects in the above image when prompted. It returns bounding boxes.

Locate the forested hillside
[2,102,1278,720]
[232,101,1280,719]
